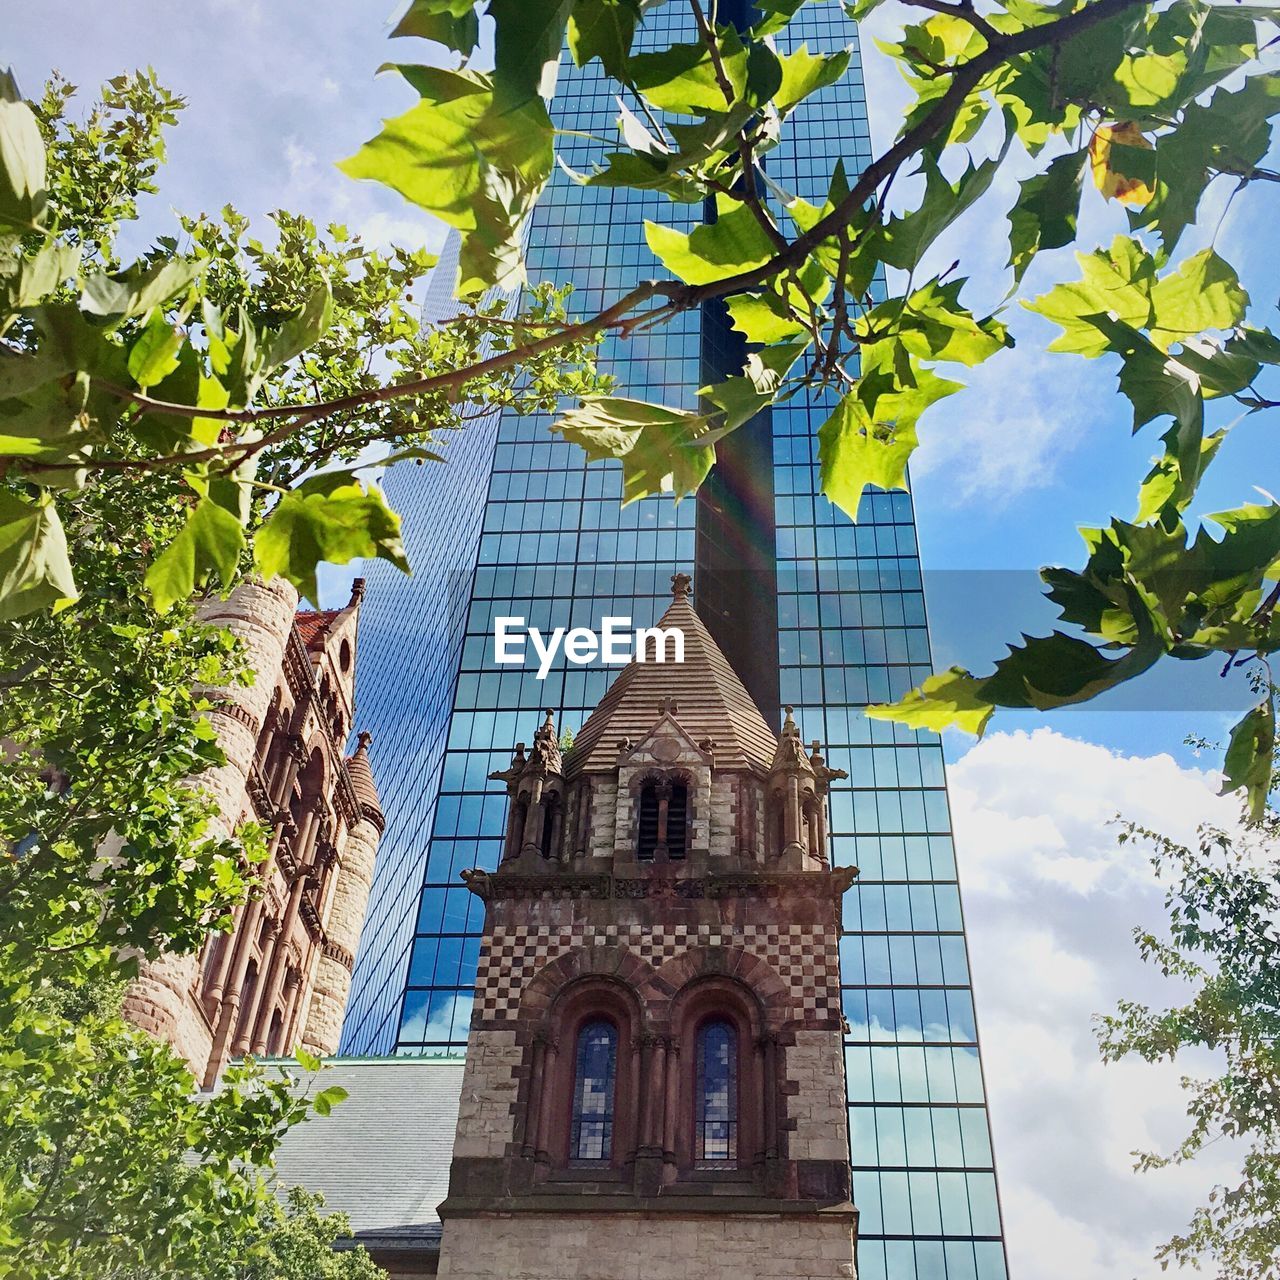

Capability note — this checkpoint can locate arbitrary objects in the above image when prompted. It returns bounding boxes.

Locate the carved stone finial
[523,710,563,777]
[356,729,373,753]
[658,696,680,718]
[671,571,692,599]
[349,577,367,607]
[770,705,812,774]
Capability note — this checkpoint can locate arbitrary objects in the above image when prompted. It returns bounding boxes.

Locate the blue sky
[9,4,1277,1275]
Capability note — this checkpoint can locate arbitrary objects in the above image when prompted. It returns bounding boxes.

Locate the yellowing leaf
[1089,122,1154,207]
[867,667,995,737]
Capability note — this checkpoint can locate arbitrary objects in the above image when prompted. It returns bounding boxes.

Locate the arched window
[570,1018,618,1162]
[636,784,659,861]
[695,1019,738,1163]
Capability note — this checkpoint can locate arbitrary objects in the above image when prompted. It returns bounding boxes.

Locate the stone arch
[517,944,659,1040]
[639,944,794,1034]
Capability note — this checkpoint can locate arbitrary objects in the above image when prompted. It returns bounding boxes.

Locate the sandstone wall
[438,1213,856,1280]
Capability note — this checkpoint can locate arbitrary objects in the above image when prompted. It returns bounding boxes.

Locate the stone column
[279,968,304,1053]
[533,1035,559,1165]
[242,799,325,1056]
[662,1036,681,1180]
[246,864,311,1055]
[523,1035,548,1160]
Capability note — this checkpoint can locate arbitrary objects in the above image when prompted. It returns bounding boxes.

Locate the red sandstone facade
[437,575,859,1280]
[122,577,382,1088]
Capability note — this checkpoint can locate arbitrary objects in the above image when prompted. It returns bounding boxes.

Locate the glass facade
[343,6,1007,1277]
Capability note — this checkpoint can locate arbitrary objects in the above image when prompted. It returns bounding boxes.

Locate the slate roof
[565,582,779,776]
[269,1057,463,1248]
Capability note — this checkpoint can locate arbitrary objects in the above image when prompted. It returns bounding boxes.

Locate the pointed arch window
[570,1019,617,1162]
[695,1019,738,1163]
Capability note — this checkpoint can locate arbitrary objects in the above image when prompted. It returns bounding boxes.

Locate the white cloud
[950,728,1244,1280]
[909,348,1098,506]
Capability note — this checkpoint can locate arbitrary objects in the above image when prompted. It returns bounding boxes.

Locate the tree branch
[66,0,1150,469]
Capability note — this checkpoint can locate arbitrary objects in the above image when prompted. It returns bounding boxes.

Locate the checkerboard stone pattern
[474,920,841,1026]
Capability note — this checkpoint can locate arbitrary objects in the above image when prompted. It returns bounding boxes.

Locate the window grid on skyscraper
[343,8,1007,1278]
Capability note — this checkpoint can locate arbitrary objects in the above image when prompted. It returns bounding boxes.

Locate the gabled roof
[565,576,779,775]
[294,609,340,650]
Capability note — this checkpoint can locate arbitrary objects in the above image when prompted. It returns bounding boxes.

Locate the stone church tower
[438,574,858,1279]
[123,577,383,1088]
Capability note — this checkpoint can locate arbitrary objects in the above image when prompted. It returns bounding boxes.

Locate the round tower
[301,731,383,1055]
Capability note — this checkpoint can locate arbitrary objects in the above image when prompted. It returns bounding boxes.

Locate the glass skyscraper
[342,8,1008,1278]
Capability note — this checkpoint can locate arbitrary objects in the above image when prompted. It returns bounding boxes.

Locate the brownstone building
[123,576,383,1088]
[432,574,859,1278]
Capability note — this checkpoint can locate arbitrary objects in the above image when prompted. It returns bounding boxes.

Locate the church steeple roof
[564,573,779,776]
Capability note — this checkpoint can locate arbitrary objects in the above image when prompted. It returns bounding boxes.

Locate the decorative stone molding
[320,938,355,972]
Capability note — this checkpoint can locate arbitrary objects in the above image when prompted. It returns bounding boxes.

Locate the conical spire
[565,574,778,775]
[345,730,384,829]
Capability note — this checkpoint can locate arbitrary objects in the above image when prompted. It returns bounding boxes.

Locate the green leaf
[567,0,639,78]
[754,0,812,37]
[295,1047,321,1072]
[0,70,47,229]
[1007,148,1086,286]
[878,147,1004,272]
[0,369,95,458]
[0,241,80,315]
[775,44,852,115]
[819,339,962,518]
[0,489,77,618]
[255,474,410,605]
[551,396,717,504]
[629,29,750,114]
[700,341,807,432]
[977,628,1163,711]
[265,283,334,370]
[1025,235,1156,357]
[819,391,918,518]
[1148,249,1248,351]
[866,666,995,736]
[645,194,775,285]
[490,0,575,107]
[127,309,185,389]
[390,0,480,53]
[893,278,1011,367]
[340,66,553,294]
[145,496,246,613]
[1220,697,1275,823]
[1132,76,1280,255]
[312,1085,348,1116]
[725,292,809,344]
[81,259,204,322]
